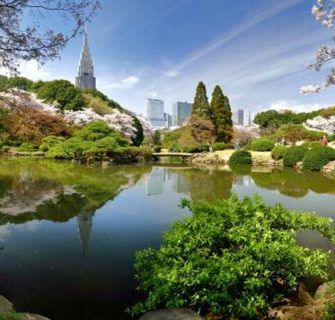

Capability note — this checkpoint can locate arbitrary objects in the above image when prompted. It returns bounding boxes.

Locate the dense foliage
[271,145,287,160]
[45,121,129,159]
[250,138,275,151]
[212,142,226,151]
[273,124,325,144]
[210,86,233,143]
[283,146,308,167]
[131,196,335,319]
[192,81,211,118]
[254,110,320,133]
[302,146,335,171]
[2,106,70,144]
[229,150,252,165]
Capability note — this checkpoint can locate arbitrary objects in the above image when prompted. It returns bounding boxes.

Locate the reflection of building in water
[145,167,169,195]
[234,175,252,187]
[77,212,93,256]
[172,174,188,194]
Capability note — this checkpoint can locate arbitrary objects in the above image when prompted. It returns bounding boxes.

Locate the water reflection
[0,161,334,319]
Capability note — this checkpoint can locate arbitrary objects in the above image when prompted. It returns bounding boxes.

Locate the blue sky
[13,0,335,114]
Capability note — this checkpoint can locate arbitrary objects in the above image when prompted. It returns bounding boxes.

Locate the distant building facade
[146,98,165,129]
[233,109,244,125]
[172,101,193,126]
[233,109,254,126]
[75,32,96,90]
[164,112,173,128]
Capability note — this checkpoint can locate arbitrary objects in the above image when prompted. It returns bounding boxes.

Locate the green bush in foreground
[17,142,37,152]
[271,145,287,160]
[212,142,226,151]
[283,145,307,167]
[229,150,252,165]
[131,196,335,319]
[250,138,275,152]
[302,146,335,171]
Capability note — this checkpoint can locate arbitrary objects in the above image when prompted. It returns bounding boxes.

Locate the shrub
[302,146,335,171]
[18,142,37,152]
[273,124,324,144]
[302,141,323,149]
[183,145,209,153]
[39,136,66,152]
[153,145,162,153]
[283,146,307,167]
[169,144,181,152]
[131,196,335,318]
[229,150,252,165]
[250,138,275,151]
[127,146,153,162]
[212,142,225,151]
[271,145,287,160]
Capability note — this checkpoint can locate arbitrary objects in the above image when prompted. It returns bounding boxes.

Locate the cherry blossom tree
[0,0,100,73]
[301,0,335,94]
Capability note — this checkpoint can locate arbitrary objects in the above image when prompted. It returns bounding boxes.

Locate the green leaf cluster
[229,150,252,165]
[302,146,335,171]
[131,195,335,319]
[283,146,308,167]
[250,138,275,151]
[45,121,129,159]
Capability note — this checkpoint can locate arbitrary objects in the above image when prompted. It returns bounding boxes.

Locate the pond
[0,159,334,320]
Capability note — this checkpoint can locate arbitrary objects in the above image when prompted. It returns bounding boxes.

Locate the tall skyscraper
[172,101,193,126]
[233,109,245,125]
[146,98,165,129]
[164,112,173,128]
[75,32,96,90]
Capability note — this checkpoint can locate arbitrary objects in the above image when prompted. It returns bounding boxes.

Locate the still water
[0,159,334,319]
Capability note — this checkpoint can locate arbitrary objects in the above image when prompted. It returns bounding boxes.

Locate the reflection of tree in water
[0,160,151,226]
[250,169,335,198]
[170,168,233,201]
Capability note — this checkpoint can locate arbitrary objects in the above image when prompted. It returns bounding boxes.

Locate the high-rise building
[172,101,193,126]
[244,111,251,126]
[146,98,165,129]
[233,109,244,125]
[164,112,173,128]
[75,32,96,90]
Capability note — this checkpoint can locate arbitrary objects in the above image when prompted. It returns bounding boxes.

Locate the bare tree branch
[0,0,101,73]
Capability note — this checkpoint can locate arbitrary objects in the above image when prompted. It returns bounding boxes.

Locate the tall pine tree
[210,85,233,143]
[192,81,211,118]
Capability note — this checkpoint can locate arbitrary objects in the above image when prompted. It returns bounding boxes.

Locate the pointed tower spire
[75,31,96,90]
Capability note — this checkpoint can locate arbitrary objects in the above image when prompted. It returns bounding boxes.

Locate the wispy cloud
[164,0,304,77]
[259,100,324,112]
[105,75,140,90]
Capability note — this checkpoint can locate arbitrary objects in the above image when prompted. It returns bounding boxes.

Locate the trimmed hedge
[302,146,335,171]
[183,145,209,153]
[251,138,275,152]
[213,142,226,151]
[283,146,307,167]
[271,145,287,160]
[229,150,252,165]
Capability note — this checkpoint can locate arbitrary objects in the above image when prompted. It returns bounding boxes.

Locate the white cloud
[259,100,324,113]
[108,75,140,89]
[149,91,158,98]
[0,60,51,81]
[164,70,179,78]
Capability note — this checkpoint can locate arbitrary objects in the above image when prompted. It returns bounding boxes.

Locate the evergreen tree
[210,85,233,143]
[152,130,161,146]
[192,81,211,118]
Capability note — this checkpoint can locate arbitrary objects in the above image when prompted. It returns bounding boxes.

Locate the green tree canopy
[192,81,210,118]
[210,85,233,142]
